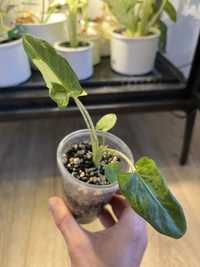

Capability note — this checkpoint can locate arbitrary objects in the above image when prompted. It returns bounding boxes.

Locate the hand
[49,195,147,267]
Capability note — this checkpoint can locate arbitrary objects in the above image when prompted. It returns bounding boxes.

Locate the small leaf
[96,114,117,132]
[105,162,121,183]
[23,34,87,108]
[118,157,187,239]
[164,0,177,22]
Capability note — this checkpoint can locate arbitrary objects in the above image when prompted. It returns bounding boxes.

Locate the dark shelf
[1,53,184,90]
[0,53,187,120]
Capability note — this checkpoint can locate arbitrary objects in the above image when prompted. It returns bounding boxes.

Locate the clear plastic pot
[57,129,133,224]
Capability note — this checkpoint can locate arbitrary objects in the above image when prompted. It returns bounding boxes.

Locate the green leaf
[23,34,86,108]
[159,21,168,52]
[96,114,117,132]
[164,0,177,22]
[105,162,121,183]
[50,83,70,108]
[8,25,23,39]
[103,0,138,34]
[118,157,187,239]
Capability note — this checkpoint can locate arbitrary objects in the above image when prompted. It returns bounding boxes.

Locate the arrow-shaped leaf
[118,157,186,239]
[23,34,86,108]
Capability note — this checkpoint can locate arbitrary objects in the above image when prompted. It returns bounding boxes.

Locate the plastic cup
[57,129,133,224]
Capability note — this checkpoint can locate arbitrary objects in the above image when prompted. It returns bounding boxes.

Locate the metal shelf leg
[180,110,197,165]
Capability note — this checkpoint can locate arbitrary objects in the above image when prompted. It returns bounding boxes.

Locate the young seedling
[104,0,177,50]
[23,34,187,239]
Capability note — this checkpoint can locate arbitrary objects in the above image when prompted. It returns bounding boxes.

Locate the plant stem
[139,0,152,36]
[0,11,8,34]
[43,0,55,23]
[43,9,53,23]
[0,12,3,32]
[82,2,89,30]
[148,0,167,29]
[73,97,100,165]
[104,147,135,172]
[41,0,46,23]
[67,11,78,47]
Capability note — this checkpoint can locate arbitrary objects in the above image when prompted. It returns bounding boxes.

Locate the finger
[48,197,85,246]
[99,207,115,228]
[109,195,129,220]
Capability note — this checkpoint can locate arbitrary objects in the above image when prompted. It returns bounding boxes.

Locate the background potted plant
[104,0,177,75]
[23,34,187,240]
[80,4,101,66]
[16,0,68,44]
[0,1,31,87]
[54,0,93,80]
[95,3,119,57]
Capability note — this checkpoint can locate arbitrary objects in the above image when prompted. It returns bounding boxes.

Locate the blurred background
[9,0,200,76]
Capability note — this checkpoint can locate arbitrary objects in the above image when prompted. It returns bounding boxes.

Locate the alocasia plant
[23,34,187,239]
[104,0,177,50]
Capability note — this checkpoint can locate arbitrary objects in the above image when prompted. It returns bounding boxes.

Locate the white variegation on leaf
[23,34,87,108]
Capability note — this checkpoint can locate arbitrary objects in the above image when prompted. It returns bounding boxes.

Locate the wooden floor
[0,112,200,267]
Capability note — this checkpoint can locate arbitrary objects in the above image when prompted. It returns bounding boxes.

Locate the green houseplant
[18,0,60,24]
[104,0,177,75]
[0,1,31,87]
[23,34,187,239]
[54,0,93,80]
[17,0,67,44]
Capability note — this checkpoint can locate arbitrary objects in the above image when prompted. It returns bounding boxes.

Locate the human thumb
[48,197,85,249]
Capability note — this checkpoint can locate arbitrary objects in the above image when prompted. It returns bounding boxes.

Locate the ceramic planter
[111,31,160,75]
[54,42,93,80]
[0,38,31,87]
[57,129,133,224]
[22,14,68,44]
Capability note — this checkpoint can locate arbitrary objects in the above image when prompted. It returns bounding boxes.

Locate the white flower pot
[0,39,31,87]
[22,14,68,44]
[111,31,160,75]
[54,42,93,80]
